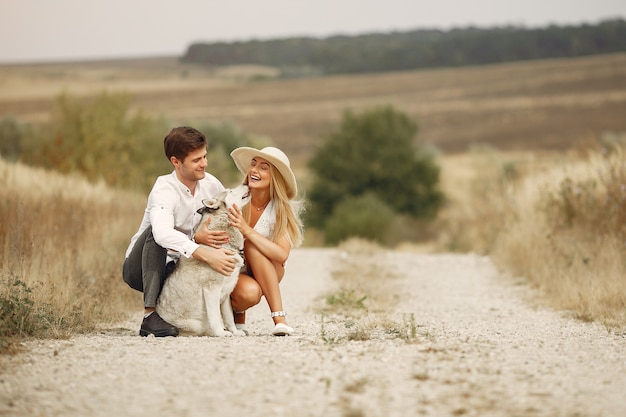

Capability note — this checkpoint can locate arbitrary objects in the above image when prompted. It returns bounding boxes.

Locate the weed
[0,274,61,351]
[326,289,367,311]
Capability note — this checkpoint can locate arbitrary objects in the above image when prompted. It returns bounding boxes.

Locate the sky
[1,0,625,64]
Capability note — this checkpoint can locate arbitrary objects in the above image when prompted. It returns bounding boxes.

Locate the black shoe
[139,312,179,337]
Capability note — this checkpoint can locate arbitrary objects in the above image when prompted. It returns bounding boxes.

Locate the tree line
[182,18,626,75]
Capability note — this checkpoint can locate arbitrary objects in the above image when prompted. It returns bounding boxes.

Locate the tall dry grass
[0,158,143,349]
[437,142,626,329]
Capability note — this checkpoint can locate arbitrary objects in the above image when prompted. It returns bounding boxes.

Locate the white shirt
[124,170,225,262]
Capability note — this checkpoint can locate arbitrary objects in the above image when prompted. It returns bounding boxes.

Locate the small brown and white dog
[156,184,250,336]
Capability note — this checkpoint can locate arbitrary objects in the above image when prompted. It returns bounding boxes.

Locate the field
[1,53,626,167]
[1,53,625,348]
[1,50,626,417]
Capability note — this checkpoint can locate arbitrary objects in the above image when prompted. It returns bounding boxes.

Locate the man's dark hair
[163,126,206,162]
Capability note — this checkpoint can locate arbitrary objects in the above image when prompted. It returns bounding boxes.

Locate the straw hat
[230,146,297,198]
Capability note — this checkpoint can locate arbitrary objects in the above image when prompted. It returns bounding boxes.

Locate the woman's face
[247,157,272,191]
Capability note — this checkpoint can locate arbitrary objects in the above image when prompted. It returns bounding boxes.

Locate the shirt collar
[170,170,196,195]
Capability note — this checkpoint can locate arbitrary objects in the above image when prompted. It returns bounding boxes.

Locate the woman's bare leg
[231,274,262,324]
[245,243,287,324]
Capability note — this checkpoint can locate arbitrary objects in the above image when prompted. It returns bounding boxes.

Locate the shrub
[324,193,397,245]
[0,275,66,351]
[22,91,171,191]
[307,105,443,232]
[17,92,265,192]
[0,116,28,161]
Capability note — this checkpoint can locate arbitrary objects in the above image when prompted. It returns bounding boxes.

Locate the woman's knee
[232,276,262,308]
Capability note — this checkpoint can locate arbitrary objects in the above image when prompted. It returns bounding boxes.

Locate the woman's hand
[193,217,229,248]
[228,204,253,237]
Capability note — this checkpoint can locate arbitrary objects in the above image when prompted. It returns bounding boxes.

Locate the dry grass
[1,53,625,345]
[493,147,626,328]
[0,158,143,348]
[436,144,626,329]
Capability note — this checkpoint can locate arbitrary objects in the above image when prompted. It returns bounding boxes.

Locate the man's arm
[192,246,237,276]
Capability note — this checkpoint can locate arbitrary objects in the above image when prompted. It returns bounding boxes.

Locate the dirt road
[1,248,625,417]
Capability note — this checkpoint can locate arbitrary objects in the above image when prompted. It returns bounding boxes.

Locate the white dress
[253,199,276,240]
[241,200,276,276]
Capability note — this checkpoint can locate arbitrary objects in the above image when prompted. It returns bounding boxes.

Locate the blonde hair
[242,165,305,247]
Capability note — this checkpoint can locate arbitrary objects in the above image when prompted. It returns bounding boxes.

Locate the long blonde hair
[242,165,305,247]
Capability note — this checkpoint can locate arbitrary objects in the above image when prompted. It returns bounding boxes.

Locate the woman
[197,146,304,336]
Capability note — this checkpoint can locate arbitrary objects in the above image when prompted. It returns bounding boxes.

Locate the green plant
[0,116,28,161]
[0,275,60,351]
[323,193,397,245]
[22,91,171,191]
[307,105,443,232]
[325,288,368,311]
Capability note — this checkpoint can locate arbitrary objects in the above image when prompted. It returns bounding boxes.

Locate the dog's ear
[200,198,221,211]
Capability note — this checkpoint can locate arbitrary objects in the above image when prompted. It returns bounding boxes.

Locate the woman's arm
[243,229,291,265]
[228,204,291,264]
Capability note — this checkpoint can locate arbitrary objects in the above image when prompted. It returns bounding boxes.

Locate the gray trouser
[122,226,175,308]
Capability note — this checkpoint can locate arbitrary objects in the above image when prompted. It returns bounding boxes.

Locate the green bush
[307,105,444,241]
[0,275,60,352]
[21,91,171,191]
[324,193,397,245]
[0,116,28,161]
[17,92,264,192]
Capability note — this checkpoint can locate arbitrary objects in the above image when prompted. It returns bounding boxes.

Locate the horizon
[1,0,625,64]
[1,17,624,66]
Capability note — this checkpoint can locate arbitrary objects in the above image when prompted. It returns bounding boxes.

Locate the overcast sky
[1,0,625,64]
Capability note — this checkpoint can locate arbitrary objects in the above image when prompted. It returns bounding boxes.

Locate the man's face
[172,147,207,183]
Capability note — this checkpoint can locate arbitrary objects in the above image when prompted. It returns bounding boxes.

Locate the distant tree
[307,105,443,231]
[182,19,626,75]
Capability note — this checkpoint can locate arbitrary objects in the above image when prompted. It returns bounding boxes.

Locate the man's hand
[193,217,229,248]
[192,246,237,276]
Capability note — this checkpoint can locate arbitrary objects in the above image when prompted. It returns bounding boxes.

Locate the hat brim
[230,147,297,199]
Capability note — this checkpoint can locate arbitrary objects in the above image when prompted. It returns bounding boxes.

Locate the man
[123,126,237,337]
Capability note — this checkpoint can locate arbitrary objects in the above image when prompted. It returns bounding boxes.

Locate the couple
[122,126,304,337]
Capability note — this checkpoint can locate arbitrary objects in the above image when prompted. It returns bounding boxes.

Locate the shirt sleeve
[149,182,199,258]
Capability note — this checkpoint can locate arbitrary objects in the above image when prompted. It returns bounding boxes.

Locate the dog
[156,184,251,336]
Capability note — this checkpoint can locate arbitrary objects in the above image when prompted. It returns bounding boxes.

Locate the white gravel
[1,248,625,417]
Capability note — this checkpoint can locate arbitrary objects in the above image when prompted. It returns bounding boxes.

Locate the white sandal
[272,322,293,336]
[270,311,292,336]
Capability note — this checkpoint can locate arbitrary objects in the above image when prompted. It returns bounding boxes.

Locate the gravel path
[1,248,625,417]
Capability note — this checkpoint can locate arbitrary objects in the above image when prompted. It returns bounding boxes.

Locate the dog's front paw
[231,329,246,337]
